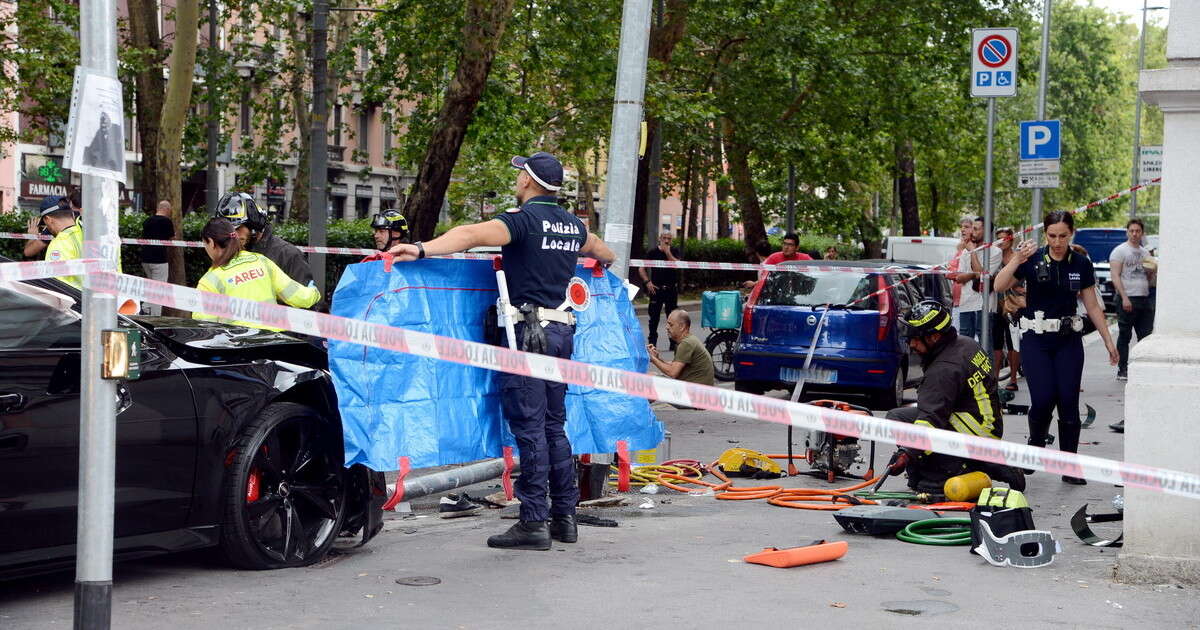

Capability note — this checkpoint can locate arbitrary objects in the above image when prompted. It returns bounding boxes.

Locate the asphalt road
[2,326,1197,628]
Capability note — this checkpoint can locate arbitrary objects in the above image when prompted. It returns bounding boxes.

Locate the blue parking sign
[1019,120,1061,160]
[976,72,992,87]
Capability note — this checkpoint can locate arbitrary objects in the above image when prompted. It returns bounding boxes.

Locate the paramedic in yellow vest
[194,218,320,329]
[42,202,86,288]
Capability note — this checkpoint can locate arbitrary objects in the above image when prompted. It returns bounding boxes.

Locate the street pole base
[74,580,112,630]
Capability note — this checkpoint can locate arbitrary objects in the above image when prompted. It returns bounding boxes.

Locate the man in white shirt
[1109,217,1155,381]
[950,217,1002,344]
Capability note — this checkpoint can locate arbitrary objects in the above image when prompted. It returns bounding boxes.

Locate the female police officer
[994,210,1118,485]
[193,217,321,329]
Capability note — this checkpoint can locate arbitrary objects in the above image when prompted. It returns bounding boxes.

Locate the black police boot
[487,521,551,551]
[549,515,578,543]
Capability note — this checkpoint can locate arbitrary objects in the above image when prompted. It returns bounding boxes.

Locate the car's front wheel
[871,364,906,411]
[220,402,346,570]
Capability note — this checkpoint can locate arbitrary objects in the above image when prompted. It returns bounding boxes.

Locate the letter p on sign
[1019,120,1061,160]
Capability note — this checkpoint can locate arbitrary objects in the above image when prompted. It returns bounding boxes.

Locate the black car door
[0,281,197,557]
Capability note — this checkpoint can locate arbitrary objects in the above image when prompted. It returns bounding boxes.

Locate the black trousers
[886,406,1024,491]
[1116,296,1154,374]
[646,285,678,347]
[1021,331,1084,454]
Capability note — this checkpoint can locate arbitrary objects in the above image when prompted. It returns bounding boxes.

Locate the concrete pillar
[1120,2,1200,586]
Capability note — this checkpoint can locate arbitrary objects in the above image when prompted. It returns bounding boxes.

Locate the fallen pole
[399,458,522,503]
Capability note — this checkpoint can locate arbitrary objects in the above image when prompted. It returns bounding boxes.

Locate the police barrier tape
[0,258,111,283]
[627,177,1162,273]
[79,268,1200,501]
[3,179,1159,269]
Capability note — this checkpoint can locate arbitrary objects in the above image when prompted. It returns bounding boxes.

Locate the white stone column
[1120,1,1200,585]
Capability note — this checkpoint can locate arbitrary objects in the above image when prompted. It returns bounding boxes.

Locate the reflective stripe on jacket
[913,332,1003,440]
[194,251,320,330]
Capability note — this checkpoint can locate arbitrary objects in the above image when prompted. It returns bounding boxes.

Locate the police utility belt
[499,304,575,327]
[1018,310,1083,335]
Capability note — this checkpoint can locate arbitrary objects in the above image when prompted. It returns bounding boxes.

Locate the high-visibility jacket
[45,223,85,288]
[44,222,126,289]
[194,251,320,330]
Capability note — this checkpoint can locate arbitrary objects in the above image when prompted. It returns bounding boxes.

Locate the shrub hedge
[1,210,861,294]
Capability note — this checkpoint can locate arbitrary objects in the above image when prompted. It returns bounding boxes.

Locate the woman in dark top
[994,211,1117,485]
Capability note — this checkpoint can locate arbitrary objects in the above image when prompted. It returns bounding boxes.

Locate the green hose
[896,518,973,546]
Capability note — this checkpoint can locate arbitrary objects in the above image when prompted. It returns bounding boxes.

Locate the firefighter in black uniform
[387,151,615,550]
[371,209,410,251]
[886,299,1026,492]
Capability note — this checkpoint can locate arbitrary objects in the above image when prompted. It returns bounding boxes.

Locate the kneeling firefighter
[885,299,1026,493]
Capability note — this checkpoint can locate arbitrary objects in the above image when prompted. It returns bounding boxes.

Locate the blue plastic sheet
[329,258,662,470]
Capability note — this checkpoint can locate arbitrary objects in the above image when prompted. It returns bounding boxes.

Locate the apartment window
[333,105,342,146]
[240,94,251,136]
[330,195,345,220]
[359,46,370,71]
[382,114,392,159]
[357,109,370,157]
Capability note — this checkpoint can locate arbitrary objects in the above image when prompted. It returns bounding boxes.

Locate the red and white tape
[81,269,1200,500]
[0,258,111,283]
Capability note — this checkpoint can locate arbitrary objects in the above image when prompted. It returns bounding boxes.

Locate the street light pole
[206,0,219,214]
[1130,2,1165,217]
[603,0,653,279]
[309,0,329,295]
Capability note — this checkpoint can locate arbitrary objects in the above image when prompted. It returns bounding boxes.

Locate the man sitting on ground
[648,309,714,386]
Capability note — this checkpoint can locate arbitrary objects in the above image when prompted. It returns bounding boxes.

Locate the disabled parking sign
[971,28,1018,98]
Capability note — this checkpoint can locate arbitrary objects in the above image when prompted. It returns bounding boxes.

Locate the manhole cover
[395,576,441,587]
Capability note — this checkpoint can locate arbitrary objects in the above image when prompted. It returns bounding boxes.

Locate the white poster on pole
[1139,146,1162,184]
[62,67,127,184]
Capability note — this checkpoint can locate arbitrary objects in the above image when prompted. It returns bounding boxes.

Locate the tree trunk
[699,174,709,240]
[687,159,700,240]
[896,139,919,236]
[926,165,939,236]
[404,0,516,240]
[721,116,766,260]
[631,119,658,253]
[576,150,596,231]
[126,0,166,214]
[159,0,200,287]
[680,150,694,240]
[858,191,883,258]
[288,10,311,222]
[713,131,730,238]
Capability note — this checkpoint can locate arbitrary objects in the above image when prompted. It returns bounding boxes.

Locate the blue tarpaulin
[328,257,662,471]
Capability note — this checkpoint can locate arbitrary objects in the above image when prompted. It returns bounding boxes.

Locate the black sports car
[0,263,384,579]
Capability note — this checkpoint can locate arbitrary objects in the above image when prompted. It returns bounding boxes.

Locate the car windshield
[758,269,878,310]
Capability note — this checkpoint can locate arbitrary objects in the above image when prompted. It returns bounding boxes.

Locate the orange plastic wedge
[743,540,848,568]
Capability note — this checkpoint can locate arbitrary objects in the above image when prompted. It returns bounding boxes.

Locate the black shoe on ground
[1062,476,1087,485]
[1109,420,1125,433]
[549,514,578,543]
[439,493,482,518]
[1116,372,1128,382]
[487,521,551,550]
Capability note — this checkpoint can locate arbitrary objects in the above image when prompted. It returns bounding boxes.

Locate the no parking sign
[971,28,1018,98]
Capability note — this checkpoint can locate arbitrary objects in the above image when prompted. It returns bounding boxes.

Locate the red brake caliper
[246,467,261,503]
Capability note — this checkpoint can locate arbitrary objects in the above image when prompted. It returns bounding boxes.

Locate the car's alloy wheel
[704,329,740,381]
[221,403,346,569]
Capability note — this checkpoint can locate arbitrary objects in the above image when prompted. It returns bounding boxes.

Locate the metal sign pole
[602,0,652,279]
[76,0,121,626]
[1032,0,1052,236]
[308,0,329,295]
[981,97,996,357]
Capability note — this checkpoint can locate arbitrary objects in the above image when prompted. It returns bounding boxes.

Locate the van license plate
[780,367,837,384]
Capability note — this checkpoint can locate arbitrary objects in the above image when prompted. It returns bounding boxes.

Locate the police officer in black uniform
[371,209,410,251]
[994,210,1117,485]
[387,151,615,550]
[887,299,1026,492]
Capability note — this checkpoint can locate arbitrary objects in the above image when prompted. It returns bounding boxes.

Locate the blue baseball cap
[510,151,563,192]
[38,195,68,216]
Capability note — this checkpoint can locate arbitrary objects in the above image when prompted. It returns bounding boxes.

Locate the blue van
[1072,228,1128,311]
[732,261,926,410]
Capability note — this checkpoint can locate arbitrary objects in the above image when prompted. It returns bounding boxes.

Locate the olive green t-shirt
[673,334,715,386]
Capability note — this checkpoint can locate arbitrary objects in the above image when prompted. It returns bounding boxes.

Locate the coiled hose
[895,518,973,546]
